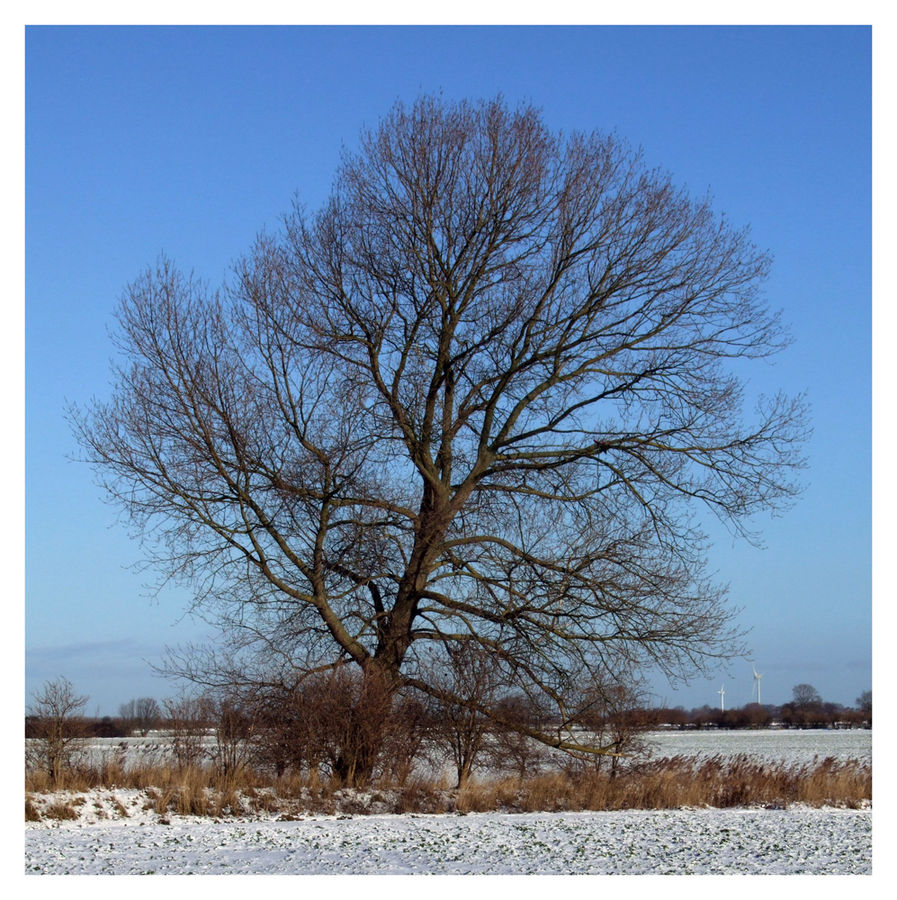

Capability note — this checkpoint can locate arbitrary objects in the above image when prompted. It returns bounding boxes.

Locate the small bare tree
[163,694,210,772]
[208,696,255,781]
[792,683,822,707]
[563,675,648,775]
[119,696,161,736]
[856,690,872,725]
[427,644,506,788]
[786,683,825,728]
[300,667,394,786]
[26,677,89,785]
[379,692,430,785]
[248,687,307,778]
[488,692,549,780]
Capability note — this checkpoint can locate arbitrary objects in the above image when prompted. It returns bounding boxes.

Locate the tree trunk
[334,659,400,787]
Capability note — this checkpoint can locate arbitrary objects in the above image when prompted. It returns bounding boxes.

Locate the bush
[44,801,79,821]
[163,695,210,771]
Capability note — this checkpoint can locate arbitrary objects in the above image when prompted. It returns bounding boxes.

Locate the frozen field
[25,805,871,875]
[642,727,872,765]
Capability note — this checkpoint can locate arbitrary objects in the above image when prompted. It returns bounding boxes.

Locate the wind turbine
[752,665,764,706]
[718,684,726,712]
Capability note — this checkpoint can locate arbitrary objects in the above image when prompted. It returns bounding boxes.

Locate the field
[643,726,872,764]
[26,805,870,875]
[25,728,872,875]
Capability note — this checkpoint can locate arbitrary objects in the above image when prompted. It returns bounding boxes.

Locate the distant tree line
[642,685,871,731]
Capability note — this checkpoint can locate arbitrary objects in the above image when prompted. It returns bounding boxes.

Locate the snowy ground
[25,729,873,875]
[642,727,871,765]
[25,804,871,875]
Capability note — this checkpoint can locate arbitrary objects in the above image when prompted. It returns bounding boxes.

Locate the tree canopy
[73,95,808,765]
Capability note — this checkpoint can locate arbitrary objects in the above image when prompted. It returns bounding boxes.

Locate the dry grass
[24,753,870,820]
[43,801,79,820]
[455,755,871,813]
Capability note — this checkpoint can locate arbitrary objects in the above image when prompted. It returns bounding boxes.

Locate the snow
[24,729,873,875]
[25,804,871,874]
[641,727,872,765]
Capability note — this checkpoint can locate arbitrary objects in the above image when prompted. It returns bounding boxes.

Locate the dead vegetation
[453,754,870,813]
[24,753,870,822]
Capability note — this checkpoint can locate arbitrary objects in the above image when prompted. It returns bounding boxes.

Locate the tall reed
[25,753,870,818]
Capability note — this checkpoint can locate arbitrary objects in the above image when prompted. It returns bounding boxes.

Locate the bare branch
[71,95,808,773]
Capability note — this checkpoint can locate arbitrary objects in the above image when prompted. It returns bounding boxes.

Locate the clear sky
[24,24,872,716]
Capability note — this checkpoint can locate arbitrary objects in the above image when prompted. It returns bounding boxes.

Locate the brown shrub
[44,801,78,820]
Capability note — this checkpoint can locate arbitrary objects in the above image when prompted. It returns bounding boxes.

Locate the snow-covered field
[25,729,873,875]
[642,726,872,765]
[25,804,871,875]
[74,725,873,773]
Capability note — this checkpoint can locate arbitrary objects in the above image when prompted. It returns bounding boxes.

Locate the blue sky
[24,25,872,715]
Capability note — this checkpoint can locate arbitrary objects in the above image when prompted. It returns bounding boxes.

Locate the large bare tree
[73,96,807,778]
